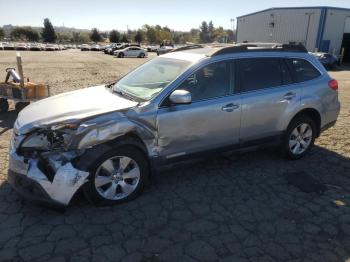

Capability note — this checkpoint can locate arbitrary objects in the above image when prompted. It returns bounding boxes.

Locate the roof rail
[171,44,204,52]
[210,43,307,56]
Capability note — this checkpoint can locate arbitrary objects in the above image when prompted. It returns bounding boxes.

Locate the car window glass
[281,60,293,85]
[286,58,321,83]
[236,58,282,92]
[177,61,230,101]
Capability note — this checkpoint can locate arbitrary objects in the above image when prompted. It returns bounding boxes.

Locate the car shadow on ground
[0,143,350,260]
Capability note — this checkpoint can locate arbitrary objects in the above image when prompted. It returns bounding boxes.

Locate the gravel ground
[0,50,350,262]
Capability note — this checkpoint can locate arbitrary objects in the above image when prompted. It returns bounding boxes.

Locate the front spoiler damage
[8,150,89,206]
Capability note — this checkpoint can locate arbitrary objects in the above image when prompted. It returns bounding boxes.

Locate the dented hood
[15,85,138,134]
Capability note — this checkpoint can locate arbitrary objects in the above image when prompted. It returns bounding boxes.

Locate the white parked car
[114,46,147,58]
[44,44,56,51]
[15,43,28,50]
[80,44,90,51]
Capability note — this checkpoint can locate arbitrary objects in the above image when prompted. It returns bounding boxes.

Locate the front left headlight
[21,132,50,149]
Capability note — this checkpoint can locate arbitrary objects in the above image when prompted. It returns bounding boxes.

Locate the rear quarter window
[285,58,321,83]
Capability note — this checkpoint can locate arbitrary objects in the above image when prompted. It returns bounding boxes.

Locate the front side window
[285,58,321,83]
[177,61,231,101]
[236,58,282,92]
[113,57,192,101]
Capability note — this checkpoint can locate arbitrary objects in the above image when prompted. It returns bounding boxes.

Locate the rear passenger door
[237,57,301,142]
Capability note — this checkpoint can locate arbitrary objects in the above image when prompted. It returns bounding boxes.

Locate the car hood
[15,85,138,134]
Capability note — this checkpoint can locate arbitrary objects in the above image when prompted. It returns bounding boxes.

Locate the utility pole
[230,18,235,43]
[305,12,314,49]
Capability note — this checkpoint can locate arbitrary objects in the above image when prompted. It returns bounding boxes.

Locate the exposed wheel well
[290,108,321,137]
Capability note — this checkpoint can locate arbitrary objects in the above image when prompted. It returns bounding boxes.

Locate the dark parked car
[312,52,339,70]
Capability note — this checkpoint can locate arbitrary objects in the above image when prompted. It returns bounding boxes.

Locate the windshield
[113,57,192,101]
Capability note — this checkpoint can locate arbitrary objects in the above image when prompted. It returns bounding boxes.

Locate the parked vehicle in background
[157,46,174,56]
[312,52,339,70]
[90,44,101,51]
[7,43,340,207]
[44,44,56,51]
[80,44,90,51]
[15,43,28,50]
[146,45,158,52]
[114,46,147,58]
[0,43,3,50]
[2,42,15,50]
[28,43,42,51]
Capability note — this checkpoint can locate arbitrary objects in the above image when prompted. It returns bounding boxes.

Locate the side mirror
[169,90,192,105]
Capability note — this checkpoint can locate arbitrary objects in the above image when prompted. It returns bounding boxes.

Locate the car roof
[162,43,310,62]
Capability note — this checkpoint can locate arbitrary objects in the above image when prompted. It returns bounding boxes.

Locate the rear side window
[285,58,321,83]
[236,58,282,92]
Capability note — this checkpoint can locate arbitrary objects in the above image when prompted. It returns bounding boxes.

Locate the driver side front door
[156,60,242,160]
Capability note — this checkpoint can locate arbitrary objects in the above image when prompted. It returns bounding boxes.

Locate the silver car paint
[8,50,340,205]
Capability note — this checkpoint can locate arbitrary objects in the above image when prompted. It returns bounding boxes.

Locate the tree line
[0,19,235,44]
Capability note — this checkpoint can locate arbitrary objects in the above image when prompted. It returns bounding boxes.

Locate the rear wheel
[283,116,316,159]
[0,98,9,113]
[83,145,149,206]
[139,53,145,58]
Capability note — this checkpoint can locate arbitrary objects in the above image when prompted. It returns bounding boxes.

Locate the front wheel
[118,53,124,58]
[83,146,149,206]
[282,116,316,160]
[139,53,145,58]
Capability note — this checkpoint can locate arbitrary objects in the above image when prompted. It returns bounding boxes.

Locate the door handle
[283,92,296,100]
[222,103,239,112]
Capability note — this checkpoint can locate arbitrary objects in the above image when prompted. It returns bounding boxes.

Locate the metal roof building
[236,6,350,62]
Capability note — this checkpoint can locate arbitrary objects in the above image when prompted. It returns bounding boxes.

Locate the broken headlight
[20,123,78,151]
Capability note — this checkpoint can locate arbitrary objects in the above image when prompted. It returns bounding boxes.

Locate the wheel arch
[288,108,321,137]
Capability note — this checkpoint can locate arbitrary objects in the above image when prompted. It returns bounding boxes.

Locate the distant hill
[2,24,91,37]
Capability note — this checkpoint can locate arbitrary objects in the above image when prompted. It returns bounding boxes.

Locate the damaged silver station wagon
[8,44,340,207]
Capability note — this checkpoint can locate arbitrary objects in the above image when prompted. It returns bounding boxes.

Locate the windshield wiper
[113,87,138,102]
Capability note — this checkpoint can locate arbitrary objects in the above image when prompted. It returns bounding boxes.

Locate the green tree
[0,27,4,40]
[134,30,144,44]
[78,32,90,43]
[57,32,72,43]
[42,18,57,42]
[109,30,120,43]
[11,27,39,41]
[208,21,215,42]
[90,28,102,42]
[121,34,129,43]
[199,21,209,43]
[144,25,157,44]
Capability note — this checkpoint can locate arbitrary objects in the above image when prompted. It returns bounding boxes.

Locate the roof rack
[211,43,307,56]
[171,44,204,52]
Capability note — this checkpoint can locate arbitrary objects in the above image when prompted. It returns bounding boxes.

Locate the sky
[1,0,350,31]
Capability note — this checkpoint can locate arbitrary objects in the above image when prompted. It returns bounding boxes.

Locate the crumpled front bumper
[8,146,89,207]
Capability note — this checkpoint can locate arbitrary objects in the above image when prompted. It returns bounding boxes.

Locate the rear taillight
[328,79,338,91]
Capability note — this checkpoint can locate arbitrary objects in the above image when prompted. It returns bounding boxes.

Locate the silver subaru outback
[8,44,340,207]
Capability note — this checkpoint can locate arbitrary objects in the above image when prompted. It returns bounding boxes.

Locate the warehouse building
[236,6,350,62]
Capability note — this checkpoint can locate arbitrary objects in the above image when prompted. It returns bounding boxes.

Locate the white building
[236,6,350,62]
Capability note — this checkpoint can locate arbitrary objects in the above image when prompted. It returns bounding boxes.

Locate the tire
[0,98,9,113]
[15,102,29,113]
[82,145,149,206]
[139,53,145,58]
[282,116,316,160]
[119,53,124,58]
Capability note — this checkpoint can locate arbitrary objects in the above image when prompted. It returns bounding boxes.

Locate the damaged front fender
[73,112,157,156]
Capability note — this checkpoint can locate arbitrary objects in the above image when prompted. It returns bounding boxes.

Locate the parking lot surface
[0,50,350,262]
